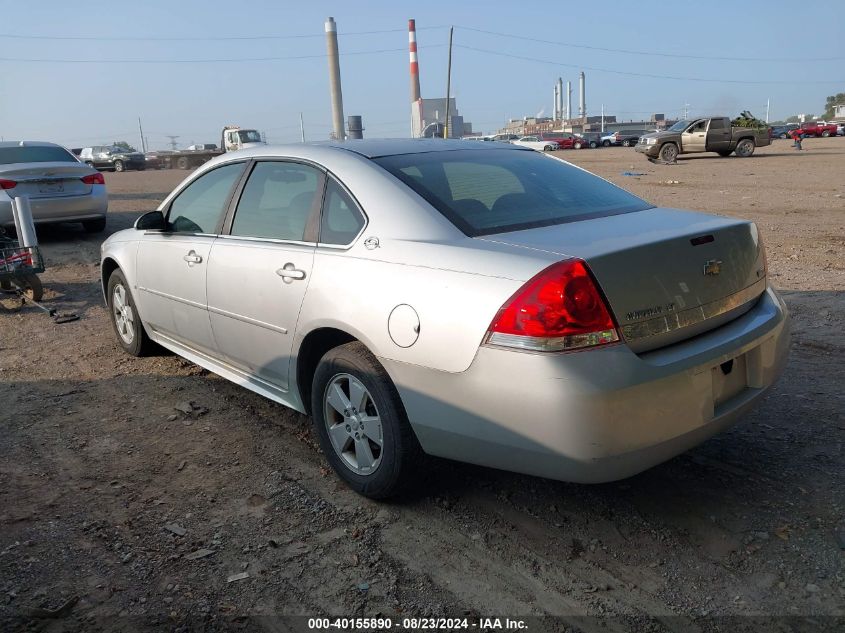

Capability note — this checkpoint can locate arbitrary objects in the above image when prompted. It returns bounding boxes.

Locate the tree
[823,93,845,119]
[109,141,137,152]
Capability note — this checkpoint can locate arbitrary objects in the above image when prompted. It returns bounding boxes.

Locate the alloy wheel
[323,373,383,475]
[112,283,135,345]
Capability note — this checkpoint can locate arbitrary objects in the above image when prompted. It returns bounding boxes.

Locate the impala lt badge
[703,259,722,276]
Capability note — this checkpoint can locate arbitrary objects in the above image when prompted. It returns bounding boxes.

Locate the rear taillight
[81,173,105,185]
[486,258,619,352]
[0,179,17,190]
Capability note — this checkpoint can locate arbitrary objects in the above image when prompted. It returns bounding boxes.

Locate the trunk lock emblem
[703,259,722,276]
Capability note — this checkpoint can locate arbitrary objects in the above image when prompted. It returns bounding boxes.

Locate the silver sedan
[0,141,108,232]
[100,140,789,498]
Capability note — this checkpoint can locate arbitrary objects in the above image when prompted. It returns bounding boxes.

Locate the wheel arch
[295,326,366,415]
[101,256,120,301]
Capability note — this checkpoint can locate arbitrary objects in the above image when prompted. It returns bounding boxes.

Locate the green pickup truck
[636,117,771,162]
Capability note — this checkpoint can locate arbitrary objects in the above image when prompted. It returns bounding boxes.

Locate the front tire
[659,142,679,162]
[821,131,830,137]
[107,269,152,356]
[311,342,422,499]
[543,145,553,151]
[602,140,611,147]
[113,160,125,172]
[574,142,582,149]
[734,138,755,157]
[621,139,632,147]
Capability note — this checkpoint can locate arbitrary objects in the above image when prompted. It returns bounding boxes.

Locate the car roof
[0,141,65,148]
[312,138,530,158]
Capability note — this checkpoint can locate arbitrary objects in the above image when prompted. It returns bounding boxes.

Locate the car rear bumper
[0,188,108,225]
[383,286,790,483]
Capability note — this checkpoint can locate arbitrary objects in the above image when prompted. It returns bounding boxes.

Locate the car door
[681,120,708,153]
[705,118,732,152]
[135,161,247,355]
[206,160,324,391]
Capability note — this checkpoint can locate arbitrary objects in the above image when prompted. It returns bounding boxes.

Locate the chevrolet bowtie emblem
[703,259,722,276]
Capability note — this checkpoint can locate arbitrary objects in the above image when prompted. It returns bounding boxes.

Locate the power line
[455,26,845,62]
[0,26,447,42]
[0,44,445,64]
[453,44,842,85]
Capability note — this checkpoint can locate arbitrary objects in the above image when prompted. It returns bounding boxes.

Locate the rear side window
[0,146,77,165]
[230,161,321,241]
[320,179,365,245]
[374,149,651,236]
[168,162,245,234]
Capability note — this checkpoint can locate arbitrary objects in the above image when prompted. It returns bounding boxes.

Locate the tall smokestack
[409,19,421,103]
[556,77,563,122]
[566,80,572,121]
[325,17,345,140]
[553,83,559,120]
[579,71,586,119]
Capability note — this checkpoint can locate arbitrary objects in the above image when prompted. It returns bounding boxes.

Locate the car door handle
[276,265,306,281]
[183,251,203,264]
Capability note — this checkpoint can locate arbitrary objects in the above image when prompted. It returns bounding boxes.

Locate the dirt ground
[1,138,843,632]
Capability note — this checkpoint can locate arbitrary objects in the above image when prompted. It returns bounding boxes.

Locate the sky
[1,0,842,150]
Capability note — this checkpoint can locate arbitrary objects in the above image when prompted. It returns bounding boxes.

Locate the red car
[798,122,837,137]
[538,132,587,149]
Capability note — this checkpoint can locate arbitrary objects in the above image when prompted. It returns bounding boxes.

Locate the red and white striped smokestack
[409,19,421,103]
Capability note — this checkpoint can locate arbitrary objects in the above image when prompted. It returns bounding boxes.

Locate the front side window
[320,179,365,245]
[230,161,320,241]
[168,162,245,234]
[375,149,652,237]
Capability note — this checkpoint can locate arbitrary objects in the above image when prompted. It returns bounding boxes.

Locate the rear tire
[734,138,755,157]
[589,141,598,149]
[602,140,611,147]
[821,131,830,137]
[107,269,152,356]
[543,145,553,151]
[659,142,679,162]
[176,156,190,170]
[621,139,632,147]
[113,160,125,172]
[574,142,582,149]
[311,342,422,499]
[82,218,106,233]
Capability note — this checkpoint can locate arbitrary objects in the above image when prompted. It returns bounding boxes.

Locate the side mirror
[135,210,166,231]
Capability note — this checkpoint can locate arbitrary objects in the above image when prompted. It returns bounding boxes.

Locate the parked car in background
[578,132,603,149]
[492,133,520,143]
[0,141,108,232]
[80,145,146,172]
[637,117,771,161]
[538,132,587,149]
[836,123,845,136]
[603,130,652,147]
[101,139,789,498]
[798,122,838,137]
[511,136,559,151]
[769,124,799,139]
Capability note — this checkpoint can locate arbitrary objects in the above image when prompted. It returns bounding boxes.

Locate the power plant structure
[409,18,473,138]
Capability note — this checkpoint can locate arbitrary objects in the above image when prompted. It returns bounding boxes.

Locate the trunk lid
[478,208,767,352]
[1,162,96,198]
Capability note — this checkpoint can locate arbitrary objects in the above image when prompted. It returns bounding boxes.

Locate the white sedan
[511,136,559,151]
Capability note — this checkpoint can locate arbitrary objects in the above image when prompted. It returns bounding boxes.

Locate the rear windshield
[374,148,652,236]
[0,146,77,165]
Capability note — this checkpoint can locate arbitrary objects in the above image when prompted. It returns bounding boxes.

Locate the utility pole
[443,26,453,139]
[765,98,770,123]
[325,17,345,140]
[601,104,605,133]
[300,112,305,143]
[137,117,146,153]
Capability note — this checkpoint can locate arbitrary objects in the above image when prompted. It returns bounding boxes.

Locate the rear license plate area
[711,353,748,406]
[38,181,64,194]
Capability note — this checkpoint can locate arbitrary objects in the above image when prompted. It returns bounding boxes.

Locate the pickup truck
[154,126,264,170]
[636,117,770,161]
[797,122,837,137]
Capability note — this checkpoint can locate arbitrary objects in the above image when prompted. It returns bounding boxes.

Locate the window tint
[230,161,320,241]
[168,162,244,234]
[709,118,725,129]
[0,146,77,165]
[320,179,365,245]
[375,149,651,237]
